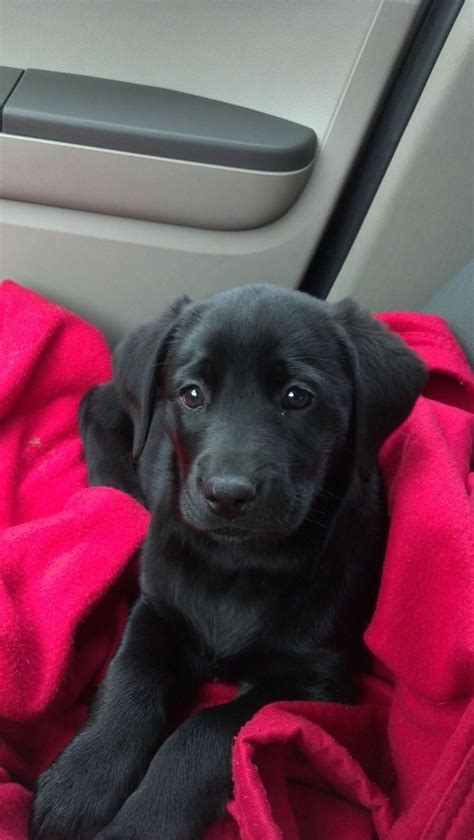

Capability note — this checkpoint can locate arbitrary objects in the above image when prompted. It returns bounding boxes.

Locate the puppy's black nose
[203,475,256,519]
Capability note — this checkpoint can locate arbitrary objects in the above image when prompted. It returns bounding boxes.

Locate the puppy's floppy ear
[113,296,191,460]
[331,298,427,465]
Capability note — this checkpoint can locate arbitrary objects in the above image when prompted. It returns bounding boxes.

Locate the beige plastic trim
[329,3,474,311]
[0,134,313,231]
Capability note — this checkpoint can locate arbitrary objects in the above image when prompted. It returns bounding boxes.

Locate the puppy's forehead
[178,290,336,366]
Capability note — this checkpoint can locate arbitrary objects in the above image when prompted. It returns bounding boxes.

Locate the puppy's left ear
[113,296,192,460]
[331,298,427,464]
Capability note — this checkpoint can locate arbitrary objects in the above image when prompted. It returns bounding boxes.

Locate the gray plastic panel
[0,67,23,128]
[3,69,317,172]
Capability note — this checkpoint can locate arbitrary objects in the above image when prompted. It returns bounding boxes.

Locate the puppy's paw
[30,738,123,840]
[96,796,189,840]
[98,822,181,840]
[97,818,154,840]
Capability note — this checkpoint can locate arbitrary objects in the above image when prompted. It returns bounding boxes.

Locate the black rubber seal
[300,0,465,299]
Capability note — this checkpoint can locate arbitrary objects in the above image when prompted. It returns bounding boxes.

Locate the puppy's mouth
[180,488,304,546]
[208,527,255,545]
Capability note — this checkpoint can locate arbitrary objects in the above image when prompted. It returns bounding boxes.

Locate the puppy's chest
[184,581,266,663]
[161,569,283,674]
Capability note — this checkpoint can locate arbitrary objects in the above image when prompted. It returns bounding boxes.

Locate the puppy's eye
[180,385,205,409]
[282,386,312,410]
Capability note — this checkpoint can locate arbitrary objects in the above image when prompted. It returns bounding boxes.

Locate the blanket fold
[0,281,472,840]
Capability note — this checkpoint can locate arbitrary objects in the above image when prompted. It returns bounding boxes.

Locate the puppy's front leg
[30,597,187,840]
[96,648,355,840]
[95,665,350,840]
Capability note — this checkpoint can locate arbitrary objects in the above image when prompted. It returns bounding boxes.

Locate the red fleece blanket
[0,281,472,840]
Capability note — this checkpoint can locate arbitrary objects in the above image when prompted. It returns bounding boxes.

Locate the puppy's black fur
[30,286,426,840]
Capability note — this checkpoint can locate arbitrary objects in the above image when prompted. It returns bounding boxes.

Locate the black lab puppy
[30,285,426,840]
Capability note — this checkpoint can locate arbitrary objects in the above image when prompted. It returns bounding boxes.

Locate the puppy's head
[114,286,426,546]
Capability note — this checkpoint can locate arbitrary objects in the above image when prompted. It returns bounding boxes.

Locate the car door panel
[0,0,423,340]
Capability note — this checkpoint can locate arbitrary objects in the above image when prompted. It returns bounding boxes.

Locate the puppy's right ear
[330,298,427,467]
[113,296,191,460]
